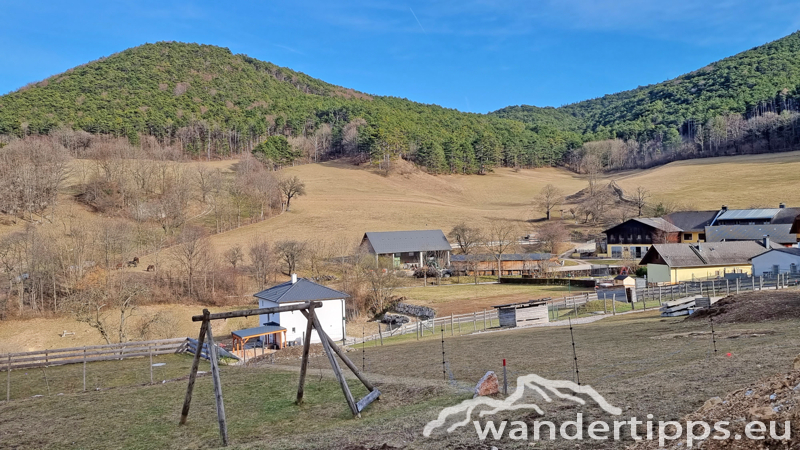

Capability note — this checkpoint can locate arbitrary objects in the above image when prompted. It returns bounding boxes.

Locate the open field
[0,305,259,355]
[4,289,800,449]
[396,282,592,316]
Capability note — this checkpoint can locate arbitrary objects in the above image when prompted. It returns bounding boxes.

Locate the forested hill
[496,31,800,144]
[0,42,582,173]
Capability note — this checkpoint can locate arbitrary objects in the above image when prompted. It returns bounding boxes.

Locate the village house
[360,230,452,268]
[602,218,681,259]
[255,274,348,345]
[663,210,718,243]
[450,253,554,276]
[639,240,771,283]
[750,247,800,277]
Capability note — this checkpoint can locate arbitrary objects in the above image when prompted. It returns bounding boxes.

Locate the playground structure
[178,301,380,447]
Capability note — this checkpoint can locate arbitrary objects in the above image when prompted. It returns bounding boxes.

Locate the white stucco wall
[258,298,345,344]
[751,251,800,276]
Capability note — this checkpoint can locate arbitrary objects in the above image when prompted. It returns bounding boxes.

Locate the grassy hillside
[0,42,580,172]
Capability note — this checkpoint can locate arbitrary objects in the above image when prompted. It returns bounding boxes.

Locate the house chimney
[721,205,728,211]
[779,203,786,209]
[763,236,770,249]
[291,273,298,284]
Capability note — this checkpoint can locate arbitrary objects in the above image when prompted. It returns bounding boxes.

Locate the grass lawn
[3,304,800,449]
[398,283,592,315]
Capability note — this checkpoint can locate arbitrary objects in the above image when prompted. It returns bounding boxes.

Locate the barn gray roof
[705,224,797,245]
[750,247,800,260]
[363,230,452,254]
[640,241,768,268]
[451,253,551,262]
[771,208,800,224]
[663,210,719,232]
[253,278,349,304]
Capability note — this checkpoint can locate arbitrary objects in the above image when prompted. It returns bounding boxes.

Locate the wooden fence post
[6,355,10,402]
[83,347,86,392]
[612,294,616,315]
[736,277,740,294]
[377,323,383,345]
[473,312,477,331]
[205,320,229,446]
[149,347,153,384]
[450,314,454,337]
[483,309,486,330]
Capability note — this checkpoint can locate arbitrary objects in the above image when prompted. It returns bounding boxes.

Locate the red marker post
[503,359,508,395]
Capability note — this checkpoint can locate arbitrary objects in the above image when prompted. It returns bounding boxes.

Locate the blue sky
[2,0,799,113]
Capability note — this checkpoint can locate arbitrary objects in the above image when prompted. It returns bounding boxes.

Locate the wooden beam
[310,310,360,417]
[296,305,315,405]
[300,309,376,393]
[205,319,229,446]
[191,302,322,322]
[356,388,381,413]
[179,318,208,425]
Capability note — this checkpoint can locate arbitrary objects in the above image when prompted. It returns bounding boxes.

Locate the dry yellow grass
[0,304,258,354]
[614,151,800,209]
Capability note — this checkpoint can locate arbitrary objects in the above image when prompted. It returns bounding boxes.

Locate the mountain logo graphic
[423,374,622,437]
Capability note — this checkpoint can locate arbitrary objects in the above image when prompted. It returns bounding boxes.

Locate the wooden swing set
[178,301,380,446]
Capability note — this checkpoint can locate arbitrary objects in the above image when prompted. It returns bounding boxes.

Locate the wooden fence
[1,337,188,372]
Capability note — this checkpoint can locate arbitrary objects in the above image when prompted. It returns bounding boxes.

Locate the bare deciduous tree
[224,245,244,269]
[537,184,564,221]
[485,222,518,280]
[537,221,569,254]
[448,223,483,255]
[171,226,211,296]
[248,240,273,289]
[69,274,149,344]
[274,240,306,275]
[633,186,650,217]
[278,175,306,211]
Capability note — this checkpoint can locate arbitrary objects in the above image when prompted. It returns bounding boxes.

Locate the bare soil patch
[687,290,800,324]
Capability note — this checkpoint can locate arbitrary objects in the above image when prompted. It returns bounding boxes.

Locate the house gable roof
[663,210,719,232]
[792,216,800,234]
[254,278,349,304]
[640,241,768,268]
[603,217,682,234]
[704,224,797,245]
[362,230,452,254]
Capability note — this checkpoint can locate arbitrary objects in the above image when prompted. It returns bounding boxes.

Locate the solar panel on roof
[718,209,780,221]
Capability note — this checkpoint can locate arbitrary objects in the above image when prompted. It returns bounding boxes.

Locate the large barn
[255,275,348,345]
[360,230,452,268]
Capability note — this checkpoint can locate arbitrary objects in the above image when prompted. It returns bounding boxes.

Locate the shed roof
[640,241,768,268]
[663,210,719,232]
[362,230,452,254]
[492,299,549,309]
[231,325,286,340]
[717,208,781,222]
[704,224,797,244]
[450,253,552,262]
[254,278,349,304]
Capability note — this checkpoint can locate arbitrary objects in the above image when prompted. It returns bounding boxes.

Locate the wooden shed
[493,300,549,327]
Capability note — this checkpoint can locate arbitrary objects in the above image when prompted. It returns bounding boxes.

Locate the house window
[773,265,780,276]
[637,234,642,241]
[699,233,706,241]
[645,234,651,242]
[791,263,798,274]
[408,252,414,256]
[684,233,692,240]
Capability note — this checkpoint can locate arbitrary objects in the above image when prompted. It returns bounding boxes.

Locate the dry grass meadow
[3,293,800,449]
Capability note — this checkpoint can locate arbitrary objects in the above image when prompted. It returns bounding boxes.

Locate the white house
[255,274,348,345]
[750,248,800,276]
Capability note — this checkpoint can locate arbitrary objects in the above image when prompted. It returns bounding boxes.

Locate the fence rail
[351,273,800,345]
[1,337,188,371]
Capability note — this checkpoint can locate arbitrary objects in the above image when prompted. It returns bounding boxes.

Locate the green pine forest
[4,31,800,173]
